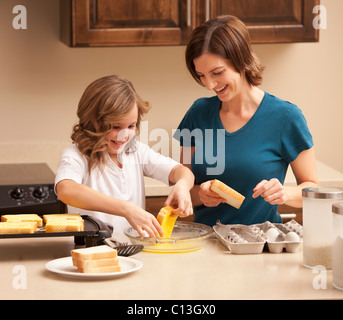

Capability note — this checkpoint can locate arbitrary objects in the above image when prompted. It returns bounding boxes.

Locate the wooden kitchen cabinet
[61,0,319,47]
[209,0,320,43]
[60,0,197,47]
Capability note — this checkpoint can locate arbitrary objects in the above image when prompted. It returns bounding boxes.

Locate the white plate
[45,256,142,280]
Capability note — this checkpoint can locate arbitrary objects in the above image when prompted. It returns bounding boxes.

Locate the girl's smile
[106,104,138,163]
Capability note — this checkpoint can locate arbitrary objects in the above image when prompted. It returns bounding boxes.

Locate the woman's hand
[199,180,226,207]
[252,178,288,205]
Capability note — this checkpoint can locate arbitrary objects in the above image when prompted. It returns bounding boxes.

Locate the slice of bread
[157,206,178,238]
[73,257,120,269]
[43,213,82,223]
[71,245,121,274]
[210,179,245,209]
[45,220,84,233]
[0,221,38,234]
[44,214,84,233]
[71,245,118,262]
[1,214,43,227]
[78,265,122,273]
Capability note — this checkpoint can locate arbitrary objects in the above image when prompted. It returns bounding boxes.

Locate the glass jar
[332,202,343,290]
[302,187,343,269]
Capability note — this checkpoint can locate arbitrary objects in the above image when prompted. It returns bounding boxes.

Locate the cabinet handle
[187,0,191,26]
[206,0,211,21]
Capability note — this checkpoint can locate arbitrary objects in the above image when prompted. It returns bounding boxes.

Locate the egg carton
[213,220,303,254]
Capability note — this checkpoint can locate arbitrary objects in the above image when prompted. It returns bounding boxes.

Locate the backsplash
[0,141,71,173]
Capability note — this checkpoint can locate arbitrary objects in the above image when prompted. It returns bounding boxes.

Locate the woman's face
[193,52,243,102]
[106,104,138,158]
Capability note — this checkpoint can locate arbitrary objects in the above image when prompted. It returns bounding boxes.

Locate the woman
[174,15,318,227]
[55,75,194,238]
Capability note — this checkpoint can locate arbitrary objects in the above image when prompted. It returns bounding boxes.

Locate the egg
[285,231,300,242]
[266,228,279,242]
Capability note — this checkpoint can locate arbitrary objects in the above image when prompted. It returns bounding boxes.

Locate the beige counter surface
[0,236,342,300]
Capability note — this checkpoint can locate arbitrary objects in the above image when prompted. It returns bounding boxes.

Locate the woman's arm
[182,146,318,209]
[55,179,163,238]
[253,147,319,207]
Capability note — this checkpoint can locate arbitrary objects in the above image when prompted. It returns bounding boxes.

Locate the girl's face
[106,104,138,159]
[193,52,243,102]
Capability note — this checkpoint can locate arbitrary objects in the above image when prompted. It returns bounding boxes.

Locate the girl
[55,75,194,238]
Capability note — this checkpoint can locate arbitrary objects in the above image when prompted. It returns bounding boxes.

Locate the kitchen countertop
[1,236,342,300]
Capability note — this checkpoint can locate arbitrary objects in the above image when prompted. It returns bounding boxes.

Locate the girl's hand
[252,178,288,205]
[125,203,163,238]
[164,180,193,217]
[199,180,226,207]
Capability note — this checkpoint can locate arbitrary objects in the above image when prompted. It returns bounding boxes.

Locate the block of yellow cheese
[157,206,178,239]
[210,179,245,209]
[1,214,43,227]
[0,222,38,234]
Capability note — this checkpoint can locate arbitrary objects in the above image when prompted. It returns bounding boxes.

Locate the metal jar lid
[333,202,343,215]
[302,187,343,199]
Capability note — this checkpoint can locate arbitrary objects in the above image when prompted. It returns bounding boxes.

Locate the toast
[0,221,38,234]
[71,245,121,274]
[1,214,43,227]
[44,214,84,233]
[157,206,178,238]
[210,179,245,209]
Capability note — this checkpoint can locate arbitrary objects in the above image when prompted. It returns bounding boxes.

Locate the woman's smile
[215,84,228,94]
[194,53,242,102]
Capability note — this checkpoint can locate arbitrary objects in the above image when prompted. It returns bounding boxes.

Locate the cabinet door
[61,0,195,47]
[209,0,319,43]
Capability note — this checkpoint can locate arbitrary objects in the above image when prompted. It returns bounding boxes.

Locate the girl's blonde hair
[71,75,151,173]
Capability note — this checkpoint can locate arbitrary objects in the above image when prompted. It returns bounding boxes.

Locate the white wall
[0,0,342,175]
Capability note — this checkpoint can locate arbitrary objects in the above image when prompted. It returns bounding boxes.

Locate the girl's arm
[180,147,225,207]
[55,179,163,238]
[164,164,195,217]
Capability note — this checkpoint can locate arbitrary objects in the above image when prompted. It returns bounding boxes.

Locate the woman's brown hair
[71,75,151,173]
[186,15,264,87]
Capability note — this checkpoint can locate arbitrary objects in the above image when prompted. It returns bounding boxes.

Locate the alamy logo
[12,5,27,30]
[313,5,327,30]
[12,265,27,290]
[137,121,226,175]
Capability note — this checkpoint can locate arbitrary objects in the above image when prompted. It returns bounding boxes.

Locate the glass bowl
[124,221,213,253]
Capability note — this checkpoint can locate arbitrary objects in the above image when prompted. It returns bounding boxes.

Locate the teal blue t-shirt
[173,92,313,226]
